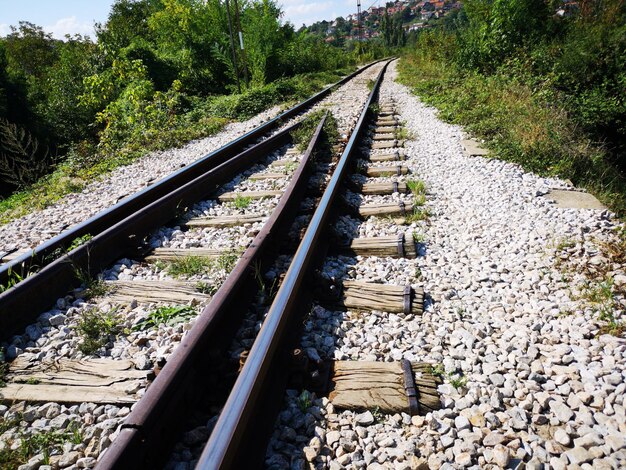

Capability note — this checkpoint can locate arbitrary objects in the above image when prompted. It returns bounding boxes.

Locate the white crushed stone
[0,62,387,469]
[265,60,626,470]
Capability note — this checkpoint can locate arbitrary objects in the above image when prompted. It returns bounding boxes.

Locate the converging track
[1,60,412,469]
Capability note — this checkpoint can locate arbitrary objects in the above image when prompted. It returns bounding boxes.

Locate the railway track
[194,60,441,469]
[0,60,429,469]
[0,61,380,335]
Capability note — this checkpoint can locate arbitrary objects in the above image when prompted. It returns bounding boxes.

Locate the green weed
[395,127,413,141]
[132,305,197,331]
[76,308,122,355]
[449,374,468,390]
[252,262,279,306]
[583,277,624,336]
[0,423,81,468]
[397,54,626,215]
[297,390,312,412]
[166,256,214,278]
[0,267,24,294]
[0,356,7,387]
[195,281,218,296]
[406,179,426,196]
[283,161,298,173]
[371,406,385,424]
[74,269,110,299]
[215,251,239,272]
[412,231,425,244]
[66,234,93,253]
[233,194,252,210]
[292,109,339,153]
[405,207,430,224]
[427,363,445,378]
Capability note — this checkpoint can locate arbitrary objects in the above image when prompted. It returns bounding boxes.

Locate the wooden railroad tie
[371,140,402,150]
[365,165,409,177]
[358,201,414,219]
[217,190,283,202]
[372,133,396,142]
[184,214,266,228]
[248,172,287,181]
[328,361,441,415]
[336,233,417,259]
[374,126,397,134]
[270,159,299,168]
[369,152,404,163]
[143,247,222,262]
[376,118,399,127]
[1,358,150,405]
[360,181,408,195]
[317,280,423,315]
[104,280,210,304]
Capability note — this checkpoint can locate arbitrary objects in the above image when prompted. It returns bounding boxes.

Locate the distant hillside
[302,0,463,45]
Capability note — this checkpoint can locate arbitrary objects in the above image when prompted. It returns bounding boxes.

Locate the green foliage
[291,109,339,153]
[74,268,110,299]
[399,0,626,214]
[0,0,369,216]
[0,354,7,387]
[0,267,24,293]
[160,252,239,278]
[0,422,82,467]
[195,281,218,295]
[233,195,252,210]
[427,363,445,378]
[76,308,122,354]
[163,255,214,278]
[66,234,93,253]
[583,277,625,336]
[132,305,197,331]
[297,389,312,412]
[406,179,426,197]
[0,118,53,189]
[405,207,430,223]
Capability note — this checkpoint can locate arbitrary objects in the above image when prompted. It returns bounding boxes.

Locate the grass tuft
[397,54,626,215]
[132,305,197,331]
[76,308,123,355]
[232,194,252,210]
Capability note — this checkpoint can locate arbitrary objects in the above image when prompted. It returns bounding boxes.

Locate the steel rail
[0,121,296,336]
[196,59,391,469]
[0,61,381,285]
[95,114,329,470]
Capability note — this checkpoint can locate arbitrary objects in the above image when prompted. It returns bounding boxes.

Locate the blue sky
[0,0,373,39]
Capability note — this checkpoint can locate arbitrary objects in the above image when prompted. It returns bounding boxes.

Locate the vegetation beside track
[0,0,389,223]
[398,0,626,215]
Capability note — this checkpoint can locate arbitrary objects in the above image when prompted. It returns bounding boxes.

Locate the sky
[0,0,379,39]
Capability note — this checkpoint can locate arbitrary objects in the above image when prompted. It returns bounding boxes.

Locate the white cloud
[0,24,11,37]
[44,16,95,40]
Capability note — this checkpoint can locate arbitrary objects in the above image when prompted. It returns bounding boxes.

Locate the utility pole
[225,0,241,93]
[232,0,249,87]
[357,0,362,42]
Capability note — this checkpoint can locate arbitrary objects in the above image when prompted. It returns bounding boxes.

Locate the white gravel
[0,63,387,469]
[265,60,626,469]
[0,62,381,256]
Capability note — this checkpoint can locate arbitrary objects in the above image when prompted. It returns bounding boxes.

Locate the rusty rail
[0,122,293,335]
[95,114,329,469]
[196,60,391,469]
[0,61,381,286]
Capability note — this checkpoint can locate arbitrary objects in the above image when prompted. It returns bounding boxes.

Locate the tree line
[0,0,381,198]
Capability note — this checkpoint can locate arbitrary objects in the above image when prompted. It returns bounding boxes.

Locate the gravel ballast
[265,60,626,469]
[0,63,386,469]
